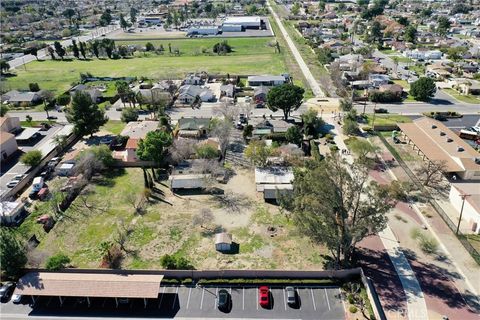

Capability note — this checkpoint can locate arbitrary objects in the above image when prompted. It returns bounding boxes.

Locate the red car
[259,286,270,308]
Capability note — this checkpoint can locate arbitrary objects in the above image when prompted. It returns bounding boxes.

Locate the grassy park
[3,37,287,95]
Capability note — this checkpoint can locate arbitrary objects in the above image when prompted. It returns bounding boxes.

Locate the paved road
[1,285,345,320]
[354,101,479,115]
[267,1,325,97]
[8,25,119,70]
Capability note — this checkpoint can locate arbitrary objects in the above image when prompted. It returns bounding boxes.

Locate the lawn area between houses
[22,168,328,270]
[101,120,126,135]
[442,88,480,104]
[3,38,287,95]
[365,114,412,127]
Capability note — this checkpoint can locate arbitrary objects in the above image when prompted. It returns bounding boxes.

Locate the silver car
[286,286,296,305]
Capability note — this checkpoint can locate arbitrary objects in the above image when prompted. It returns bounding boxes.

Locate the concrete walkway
[267,1,325,97]
[325,115,429,320]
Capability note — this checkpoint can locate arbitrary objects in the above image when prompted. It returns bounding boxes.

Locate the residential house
[113,138,140,163]
[404,49,442,60]
[247,75,289,87]
[184,74,204,85]
[379,84,404,97]
[253,86,270,104]
[369,74,390,88]
[70,84,103,103]
[220,84,235,98]
[137,82,173,104]
[1,90,41,106]
[255,166,294,201]
[451,79,480,95]
[177,85,214,104]
[120,120,159,139]
[0,116,21,133]
[252,119,294,137]
[177,117,211,138]
[0,131,18,162]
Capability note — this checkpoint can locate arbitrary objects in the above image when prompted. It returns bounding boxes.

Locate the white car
[12,174,25,181]
[6,180,19,188]
[11,294,21,303]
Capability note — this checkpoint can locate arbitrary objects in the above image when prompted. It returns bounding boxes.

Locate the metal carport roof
[14,272,164,298]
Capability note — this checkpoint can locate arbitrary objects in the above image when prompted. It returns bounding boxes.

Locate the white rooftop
[223,16,261,24]
[255,167,294,185]
[15,127,40,140]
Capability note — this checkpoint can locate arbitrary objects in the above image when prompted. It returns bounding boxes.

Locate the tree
[56,93,71,106]
[130,7,138,23]
[121,107,139,123]
[66,91,108,137]
[145,42,155,51]
[0,104,9,117]
[101,38,115,59]
[447,47,467,62]
[25,46,39,60]
[286,126,303,146]
[339,99,353,112]
[267,84,305,121]
[45,253,70,270]
[213,41,232,55]
[29,82,40,92]
[0,228,27,278]
[168,139,195,164]
[0,59,10,74]
[20,150,43,166]
[211,119,232,159]
[137,130,173,164]
[415,160,447,187]
[291,2,301,15]
[343,119,359,136]
[53,41,66,60]
[348,139,379,164]
[53,134,69,150]
[367,20,383,43]
[192,208,214,231]
[301,109,323,137]
[63,8,76,25]
[396,16,409,26]
[71,39,80,59]
[404,25,417,43]
[436,16,451,36]
[243,124,253,140]
[115,81,130,106]
[284,155,395,267]
[410,77,436,101]
[245,140,271,167]
[39,90,55,118]
[196,144,220,159]
[99,10,112,26]
[79,41,87,59]
[119,13,130,30]
[90,40,100,58]
[317,47,333,65]
[47,46,56,60]
[318,1,326,12]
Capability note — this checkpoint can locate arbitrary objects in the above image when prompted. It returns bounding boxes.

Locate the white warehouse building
[222,16,266,30]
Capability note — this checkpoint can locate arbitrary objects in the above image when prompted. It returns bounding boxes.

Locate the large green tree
[137,130,173,164]
[0,228,27,278]
[410,77,436,101]
[20,150,43,166]
[267,84,304,121]
[284,156,395,267]
[404,25,417,43]
[66,91,108,137]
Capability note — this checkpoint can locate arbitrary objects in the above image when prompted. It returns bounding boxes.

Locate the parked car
[374,108,388,114]
[11,294,22,304]
[0,282,15,302]
[12,174,25,181]
[47,116,58,120]
[217,289,230,311]
[286,286,296,306]
[100,136,114,145]
[6,180,19,188]
[433,114,447,121]
[259,286,270,308]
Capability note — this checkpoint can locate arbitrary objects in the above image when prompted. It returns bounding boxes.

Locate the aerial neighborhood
[0,0,479,320]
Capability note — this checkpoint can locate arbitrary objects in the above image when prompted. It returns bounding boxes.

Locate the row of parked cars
[0,282,21,304]
[217,286,297,312]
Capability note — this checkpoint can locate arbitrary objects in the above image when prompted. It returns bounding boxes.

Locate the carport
[14,272,164,308]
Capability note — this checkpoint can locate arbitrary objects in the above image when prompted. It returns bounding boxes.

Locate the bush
[329,145,339,153]
[29,83,40,92]
[56,93,71,106]
[343,119,360,135]
[369,90,402,103]
[419,235,438,255]
[285,125,302,145]
[20,150,42,166]
[195,144,220,159]
[324,133,334,141]
[45,253,70,271]
[121,107,139,123]
[347,293,355,304]
[349,305,358,313]
[160,254,194,270]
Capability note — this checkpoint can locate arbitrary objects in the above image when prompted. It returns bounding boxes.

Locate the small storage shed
[215,232,232,252]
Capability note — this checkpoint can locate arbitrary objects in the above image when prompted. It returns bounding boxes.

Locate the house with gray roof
[247,74,290,87]
[178,85,214,104]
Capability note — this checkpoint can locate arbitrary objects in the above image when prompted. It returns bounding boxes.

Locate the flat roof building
[223,16,264,29]
[398,117,480,180]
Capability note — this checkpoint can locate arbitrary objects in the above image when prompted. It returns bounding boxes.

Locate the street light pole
[456,194,471,235]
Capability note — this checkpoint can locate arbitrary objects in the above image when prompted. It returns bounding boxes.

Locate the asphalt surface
[0,285,345,320]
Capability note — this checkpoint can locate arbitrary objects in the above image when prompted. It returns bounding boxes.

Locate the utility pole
[456,194,471,235]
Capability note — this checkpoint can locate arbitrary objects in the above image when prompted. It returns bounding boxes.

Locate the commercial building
[449,183,480,234]
[187,26,219,36]
[398,117,480,180]
[0,131,18,161]
[222,16,265,29]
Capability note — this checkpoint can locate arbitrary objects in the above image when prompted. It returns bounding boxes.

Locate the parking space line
[256,287,259,310]
[242,287,245,310]
[200,288,205,310]
[339,287,347,313]
[214,287,218,308]
[172,286,179,309]
[296,288,301,310]
[158,287,166,309]
[311,288,317,311]
[324,288,331,310]
[186,287,192,309]
[46,297,52,307]
[283,288,287,311]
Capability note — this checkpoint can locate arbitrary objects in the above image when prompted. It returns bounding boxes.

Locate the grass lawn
[366,114,412,126]
[20,120,56,127]
[393,79,410,90]
[393,56,413,63]
[101,120,126,135]
[442,88,480,104]
[409,64,425,76]
[380,49,396,55]
[22,168,328,270]
[3,38,287,95]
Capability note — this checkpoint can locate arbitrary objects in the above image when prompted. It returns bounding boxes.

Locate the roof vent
[457,146,464,152]
[440,131,446,136]
[431,125,437,129]
[447,137,453,142]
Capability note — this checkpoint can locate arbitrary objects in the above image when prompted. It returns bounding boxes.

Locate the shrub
[368,90,401,103]
[419,235,438,255]
[349,305,358,313]
[160,254,194,270]
[29,82,40,92]
[121,107,139,123]
[45,253,70,271]
[324,133,334,141]
[56,93,71,106]
[195,144,220,159]
[343,119,359,136]
[329,145,339,153]
[347,293,355,304]
[20,150,42,167]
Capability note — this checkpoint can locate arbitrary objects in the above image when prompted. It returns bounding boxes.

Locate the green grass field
[366,114,412,126]
[442,88,480,104]
[3,38,286,95]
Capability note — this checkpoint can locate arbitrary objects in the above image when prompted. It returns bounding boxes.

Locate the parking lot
[1,285,346,319]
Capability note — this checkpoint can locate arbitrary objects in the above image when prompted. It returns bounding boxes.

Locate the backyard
[3,37,287,95]
[20,145,327,270]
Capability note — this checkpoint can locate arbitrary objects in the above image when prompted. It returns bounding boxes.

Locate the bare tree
[74,152,105,180]
[114,219,135,254]
[168,138,196,164]
[192,208,214,231]
[212,119,233,159]
[213,192,251,214]
[125,189,147,215]
[26,244,48,268]
[415,160,448,187]
[214,102,238,122]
